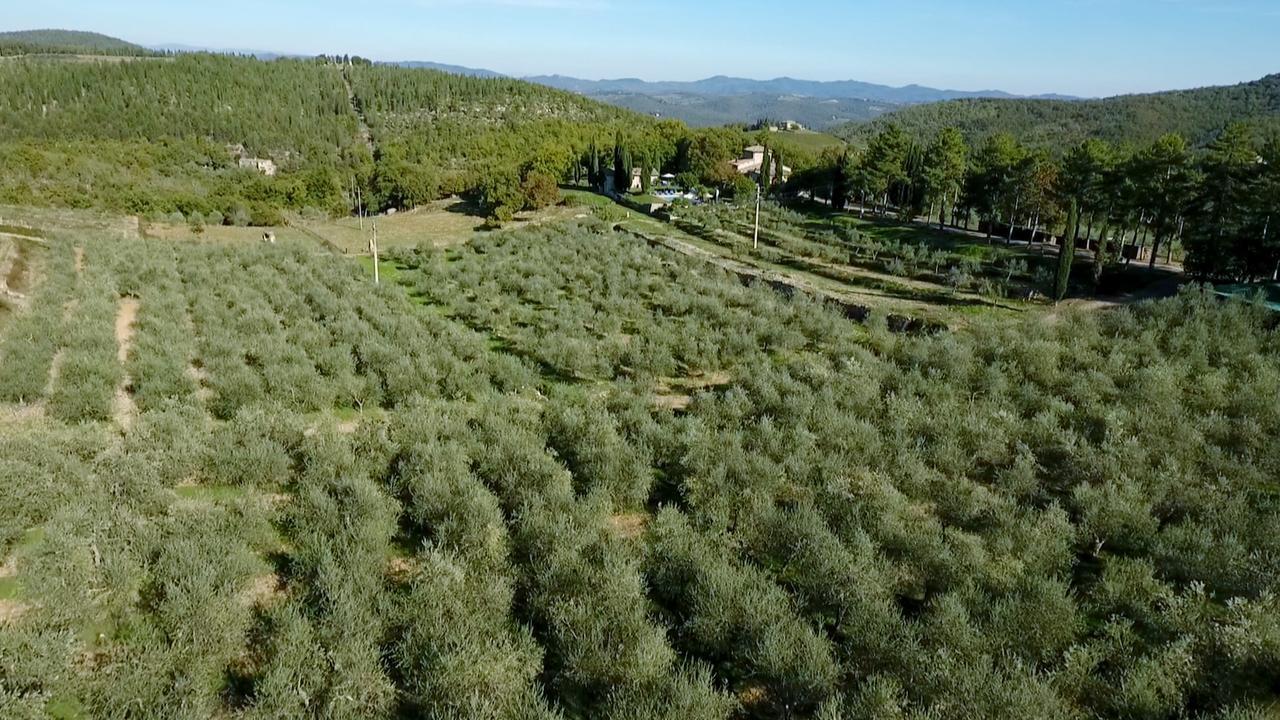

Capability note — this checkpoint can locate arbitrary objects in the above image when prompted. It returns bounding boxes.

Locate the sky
[1,0,1277,97]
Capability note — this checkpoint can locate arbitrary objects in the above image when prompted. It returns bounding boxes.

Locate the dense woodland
[1,226,1278,719]
[0,52,776,224]
[0,29,158,57]
[834,74,1280,152]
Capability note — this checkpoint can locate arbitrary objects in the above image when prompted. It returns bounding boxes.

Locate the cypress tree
[613,132,627,194]
[589,141,600,188]
[640,153,652,193]
[760,146,773,195]
[1055,198,1078,302]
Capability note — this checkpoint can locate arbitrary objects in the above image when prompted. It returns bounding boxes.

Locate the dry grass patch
[0,402,46,425]
[0,599,28,626]
[144,221,314,245]
[186,363,213,403]
[0,204,140,239]
[609,513,649,540]
[386,556,420,586]
[653,371,732,411]
[301,198,589,254]
[240,573,285,609]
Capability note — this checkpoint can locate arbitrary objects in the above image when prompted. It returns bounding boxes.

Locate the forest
[789,122,1280,283]
[0,29,158,57]
[1,223,1278,720]
[833,74,1280,152]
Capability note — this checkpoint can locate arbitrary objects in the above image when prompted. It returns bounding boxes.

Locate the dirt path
[0,243,18,302]
[113,297,139,428]
[186,363,214,406]
[1057,274,1185,314]
[73,246,84,278]
[341,67,376,156]
[45,349,64,397]
[729,221,1016,308]
[622,225,944,331]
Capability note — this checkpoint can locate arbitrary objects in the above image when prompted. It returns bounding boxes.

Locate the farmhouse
[730,145,767,175]
[238,157,278,176]
[730,145,791,183]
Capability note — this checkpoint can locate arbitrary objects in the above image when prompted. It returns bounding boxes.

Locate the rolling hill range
[833,73,1280,149]
[0,29,1083,130]
[525,75,1075,105]
[526,75,1078,129]
[581,91,896,129]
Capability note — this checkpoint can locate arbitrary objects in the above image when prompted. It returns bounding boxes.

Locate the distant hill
[526,75,1075,104]
[588,91,895,129]
[526,74,1077,130]
[150,43,290,60]
[0,29,152,55]
[394,61,504,78]
[150,50,505,77]
[833,74,1280,150]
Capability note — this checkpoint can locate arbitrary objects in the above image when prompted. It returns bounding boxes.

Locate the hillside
[0,52,659,219]
[834,73,1280,149]
[0,29,153,56]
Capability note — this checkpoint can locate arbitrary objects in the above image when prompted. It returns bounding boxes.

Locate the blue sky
[2,0,1276,96]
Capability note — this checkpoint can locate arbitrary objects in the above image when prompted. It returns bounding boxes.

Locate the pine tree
[1055,199,1078,301]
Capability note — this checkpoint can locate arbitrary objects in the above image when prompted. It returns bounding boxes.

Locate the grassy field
[138,195,600,253]
[0,204,140,239]
[767,129,846,155]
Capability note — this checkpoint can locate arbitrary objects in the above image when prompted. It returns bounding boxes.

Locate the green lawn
[769,129,846,155]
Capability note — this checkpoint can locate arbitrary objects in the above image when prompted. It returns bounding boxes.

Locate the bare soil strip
[45,349,65,396]
[609,513,650,540]
[74,246,84,277]
[0,599,28,626]
[0,239,30,304]
[240,573,285,609]
[113,297,139,428]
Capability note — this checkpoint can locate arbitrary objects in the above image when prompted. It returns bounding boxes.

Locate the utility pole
[753,182,762,251]
[370,222,380,285]
[352,176,364,231]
